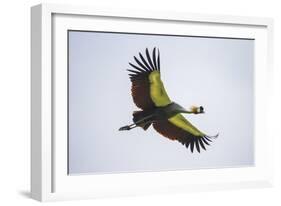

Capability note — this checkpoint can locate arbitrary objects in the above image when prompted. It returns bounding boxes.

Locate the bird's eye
[200,106,204,112]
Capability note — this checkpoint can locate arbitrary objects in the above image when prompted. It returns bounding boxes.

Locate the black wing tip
[145,47,156,71]
[140,47,161,71]
[127,47,161,79]
[206,133,219,139]
[186,133,219,153]
[128,62,148,76]
[146,47,157,52]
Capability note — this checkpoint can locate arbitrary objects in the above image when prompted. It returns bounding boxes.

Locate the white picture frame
[31,3,274,202]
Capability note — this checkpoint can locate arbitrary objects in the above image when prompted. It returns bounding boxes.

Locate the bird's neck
[178,109,193,114]
[170,102,194,114]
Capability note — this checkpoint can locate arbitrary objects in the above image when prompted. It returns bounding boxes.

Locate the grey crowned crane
[119,48,218,153]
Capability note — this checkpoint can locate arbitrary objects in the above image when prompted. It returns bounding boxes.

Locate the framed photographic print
[31,3,274,201]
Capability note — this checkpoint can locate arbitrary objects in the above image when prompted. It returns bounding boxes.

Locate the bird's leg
[119,123,137,131]
[119,114,154,131]
[118,123,138,131]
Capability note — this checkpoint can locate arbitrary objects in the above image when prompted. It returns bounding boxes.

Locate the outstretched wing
[153,114,218,153]
[128,48,172,110]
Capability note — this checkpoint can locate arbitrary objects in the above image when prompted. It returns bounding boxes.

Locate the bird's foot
[118,125,131,131]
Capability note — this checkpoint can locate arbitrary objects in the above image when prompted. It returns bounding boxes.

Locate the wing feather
[128,48,161,109]
[153,114,217,152]
[128,63,145,73]
[128,48,172,109]
[195,140,200,153]
[139,52,153,71]
[146,48,156,70]
[134,56,150,72]
[148,71,172,107]
[157,49,161,71]
[152,48,158,70]
[190,141,195,153]
[199,139,206,150]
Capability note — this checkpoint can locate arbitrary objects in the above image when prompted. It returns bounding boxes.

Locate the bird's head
[190,106,204,114]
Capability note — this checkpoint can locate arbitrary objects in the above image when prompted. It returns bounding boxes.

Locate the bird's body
[126,102,191,128]
[119,48,218,153]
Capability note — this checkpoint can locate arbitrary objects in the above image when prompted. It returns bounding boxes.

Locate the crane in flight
[119,48,218,153]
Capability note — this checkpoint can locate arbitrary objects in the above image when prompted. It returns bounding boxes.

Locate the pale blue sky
[68,31,254,175]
